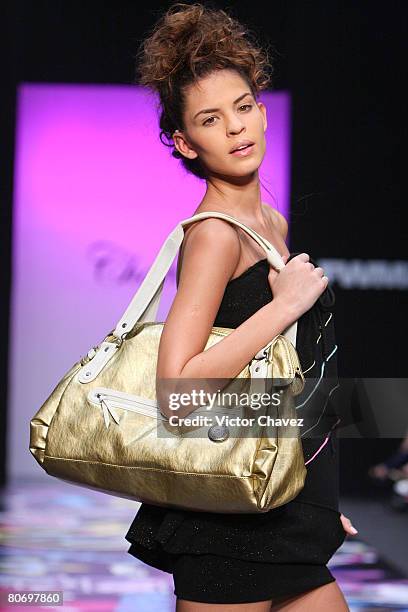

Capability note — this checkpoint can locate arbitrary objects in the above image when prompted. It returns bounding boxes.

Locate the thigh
[270,581,349,611]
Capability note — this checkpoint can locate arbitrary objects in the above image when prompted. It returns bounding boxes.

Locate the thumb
[281,253,290,264]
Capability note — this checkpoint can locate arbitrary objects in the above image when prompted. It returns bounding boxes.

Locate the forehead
[184,69,251,110]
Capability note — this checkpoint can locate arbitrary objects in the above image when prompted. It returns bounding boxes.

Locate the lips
[230,143,255,157]
[229,140,255,153]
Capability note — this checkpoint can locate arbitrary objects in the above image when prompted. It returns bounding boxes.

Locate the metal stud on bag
[208,424,229,442]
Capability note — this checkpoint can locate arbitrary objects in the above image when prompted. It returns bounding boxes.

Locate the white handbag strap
[112,211,297,347]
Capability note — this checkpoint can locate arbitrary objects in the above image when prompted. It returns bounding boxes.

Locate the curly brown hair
[135,2,273,179]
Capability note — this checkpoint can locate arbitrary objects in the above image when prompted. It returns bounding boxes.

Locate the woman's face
[173,69,267,179]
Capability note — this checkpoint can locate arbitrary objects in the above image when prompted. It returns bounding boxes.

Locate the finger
[340,515,351,527]
[314,266,325,277]
[340,514,358,535]
[297,252,310,262]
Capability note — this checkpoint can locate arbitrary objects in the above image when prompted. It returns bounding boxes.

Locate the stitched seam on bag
[44,454,253,479]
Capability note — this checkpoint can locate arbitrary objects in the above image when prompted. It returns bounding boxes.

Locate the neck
[200,170,265,224]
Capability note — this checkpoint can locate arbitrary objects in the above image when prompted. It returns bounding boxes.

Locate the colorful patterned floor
[0,481,407,611]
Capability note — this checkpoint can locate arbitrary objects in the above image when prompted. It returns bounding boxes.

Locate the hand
[268,253,328,320]
[340,513,358,535]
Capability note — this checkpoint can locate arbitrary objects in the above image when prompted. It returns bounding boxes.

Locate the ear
[257,102,267,132]
[172,130,199,160]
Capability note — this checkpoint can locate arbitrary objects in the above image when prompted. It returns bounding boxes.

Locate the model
[125,3,357,610]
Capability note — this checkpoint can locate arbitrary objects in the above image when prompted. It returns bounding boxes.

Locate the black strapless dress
[125,253,347,604]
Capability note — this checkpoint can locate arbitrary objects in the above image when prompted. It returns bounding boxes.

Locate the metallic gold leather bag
[29,211,306,513]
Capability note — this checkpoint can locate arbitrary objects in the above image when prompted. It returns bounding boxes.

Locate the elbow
[155,356,180,419]
[156,368,197,420]
[156,374,181,420]
[156,377,171,419]
[156,353,200,419]
[156,388,172,420]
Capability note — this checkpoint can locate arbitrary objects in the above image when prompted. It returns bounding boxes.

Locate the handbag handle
[112,210,297,347]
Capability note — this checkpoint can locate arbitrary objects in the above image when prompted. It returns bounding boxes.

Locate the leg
[270,581,349,611]
[177,599,273,611]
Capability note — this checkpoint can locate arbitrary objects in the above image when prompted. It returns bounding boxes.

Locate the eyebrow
[193,92,253,120]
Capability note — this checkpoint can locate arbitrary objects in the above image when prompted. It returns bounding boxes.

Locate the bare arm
[179,300,291,380]
[156,218,295,419]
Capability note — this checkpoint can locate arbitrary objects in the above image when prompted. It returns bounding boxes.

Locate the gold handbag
[29,211,306,513]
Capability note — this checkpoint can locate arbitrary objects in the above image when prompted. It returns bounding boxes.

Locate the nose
[226,113,245,135]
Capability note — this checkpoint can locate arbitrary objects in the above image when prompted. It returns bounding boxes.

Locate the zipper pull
[100,398,121,428]
[101,399,110,429]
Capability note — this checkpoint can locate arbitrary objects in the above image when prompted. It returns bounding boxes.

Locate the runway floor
[1,480,407,611]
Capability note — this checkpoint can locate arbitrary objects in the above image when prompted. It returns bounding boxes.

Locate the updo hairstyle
[135,2,273,179]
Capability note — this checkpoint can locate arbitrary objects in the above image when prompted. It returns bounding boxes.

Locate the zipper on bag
[88,387,168,427]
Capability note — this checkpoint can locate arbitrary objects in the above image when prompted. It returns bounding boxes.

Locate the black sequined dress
[125,253,346,604]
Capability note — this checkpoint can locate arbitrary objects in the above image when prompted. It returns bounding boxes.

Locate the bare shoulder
[183,216,241,251]
[263,203,288,240]
[177,216,241,286]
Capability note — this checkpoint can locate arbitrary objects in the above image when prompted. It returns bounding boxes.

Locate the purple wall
[10,83,291,479]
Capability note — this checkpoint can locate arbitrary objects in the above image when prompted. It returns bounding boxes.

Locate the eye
[202,104,253,127]
[203,116,216,126]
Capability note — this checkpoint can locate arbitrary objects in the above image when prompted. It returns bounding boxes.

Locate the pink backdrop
[9,83,291,479]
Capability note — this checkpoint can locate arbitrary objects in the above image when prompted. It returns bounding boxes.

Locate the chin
[207,154,263,179]
[228,158,263,176]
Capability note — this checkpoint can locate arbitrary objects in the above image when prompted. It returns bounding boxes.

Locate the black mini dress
[125,252,347,604]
